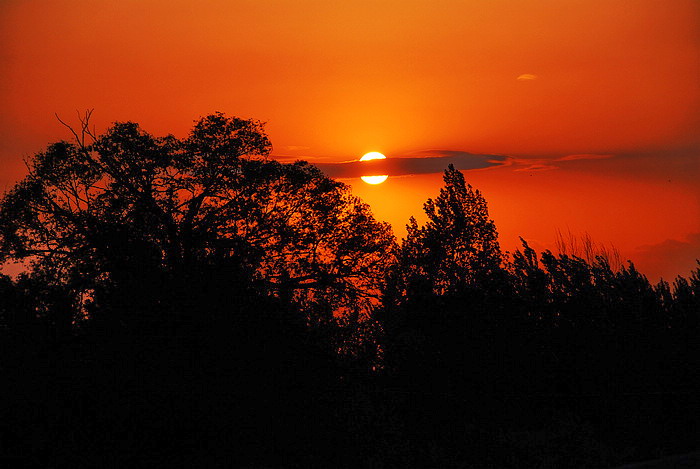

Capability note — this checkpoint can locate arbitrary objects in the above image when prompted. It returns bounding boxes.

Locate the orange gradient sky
[1,0,699,280]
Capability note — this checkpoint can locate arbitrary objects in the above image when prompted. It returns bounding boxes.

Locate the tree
[381,164,506,398]
[394,164,503,306]
[0,112,395,337]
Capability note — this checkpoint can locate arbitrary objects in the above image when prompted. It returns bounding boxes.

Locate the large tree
[0,112,395,331]
[381,165,505,389]
[395,164,503,305]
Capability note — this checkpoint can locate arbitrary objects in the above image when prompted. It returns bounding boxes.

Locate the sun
[360,152,388,184]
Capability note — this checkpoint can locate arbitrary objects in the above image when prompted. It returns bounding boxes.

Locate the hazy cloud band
[314,151,509,178]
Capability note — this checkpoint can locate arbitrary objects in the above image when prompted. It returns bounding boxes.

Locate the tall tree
[382,165,506,398]
[395,164,503,306]
[0,112,395,333]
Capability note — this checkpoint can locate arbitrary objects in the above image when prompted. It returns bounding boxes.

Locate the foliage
[393,164,503,308]
[0,112,395,330]
[2,118,700,467]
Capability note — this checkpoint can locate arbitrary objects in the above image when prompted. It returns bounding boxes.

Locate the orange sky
[1,0,699,280]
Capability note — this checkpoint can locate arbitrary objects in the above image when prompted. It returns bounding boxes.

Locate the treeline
[0,113,698,467]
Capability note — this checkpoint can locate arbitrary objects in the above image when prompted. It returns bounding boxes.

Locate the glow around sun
[360,152,388,184]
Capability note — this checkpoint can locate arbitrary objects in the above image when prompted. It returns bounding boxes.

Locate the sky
[1,0,699,281]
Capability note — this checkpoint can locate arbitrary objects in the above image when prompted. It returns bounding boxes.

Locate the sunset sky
[1,0,699,281]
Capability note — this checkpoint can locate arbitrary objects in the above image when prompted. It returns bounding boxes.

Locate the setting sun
[360,152,388,185]
[2,1,700,466]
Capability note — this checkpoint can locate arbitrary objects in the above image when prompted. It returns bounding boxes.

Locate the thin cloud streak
[512,153,614,172]
[308,151,617,178]
[314,151,509,179]
[558,153,613,161]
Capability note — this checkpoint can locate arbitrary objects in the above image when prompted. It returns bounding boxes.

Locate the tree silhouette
[0,113,398,466]
[381,165,508,419]
[2,115,700,467]
[0,112,394,338]
[379,169,700,467]
[392,164,503,310]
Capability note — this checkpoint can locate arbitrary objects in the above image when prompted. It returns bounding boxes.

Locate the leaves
[396,164,503,301]
[0,114,395,343]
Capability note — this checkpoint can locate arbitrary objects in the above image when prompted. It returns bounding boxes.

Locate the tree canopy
[1,114,700,467]
[0,112,395,331]
[392,164,503,310]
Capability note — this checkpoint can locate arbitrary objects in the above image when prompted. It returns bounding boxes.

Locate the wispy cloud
[517,74,538,80]
[513,163,558,172]
[512,153,614,171]
[293,150,621,179]
[558,153,613,161]
[313,151,509,179]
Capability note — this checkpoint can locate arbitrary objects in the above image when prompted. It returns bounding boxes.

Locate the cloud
[510,153,616,172]
[302,150,621,179]
[558,153,613,161]
[513,163,558,172]
[313,150,509,179]
[633,233,700,282]
[517,74,538,80]
[280,142,698,193]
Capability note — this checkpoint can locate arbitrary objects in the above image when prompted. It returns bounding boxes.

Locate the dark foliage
[379,167,700,467]
[1,117,699,467]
